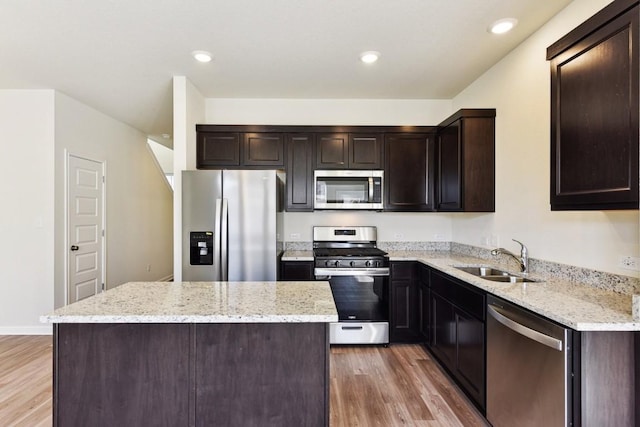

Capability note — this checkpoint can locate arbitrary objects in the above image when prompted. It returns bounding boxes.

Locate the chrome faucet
[491,239,529,273]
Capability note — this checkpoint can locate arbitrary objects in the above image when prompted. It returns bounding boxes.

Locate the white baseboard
[0,325,53,335]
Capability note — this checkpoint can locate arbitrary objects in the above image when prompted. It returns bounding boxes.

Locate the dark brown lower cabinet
[389,262,422,343]
[280,260,315,280]
[54,322,329,426]
[429,271,486,412]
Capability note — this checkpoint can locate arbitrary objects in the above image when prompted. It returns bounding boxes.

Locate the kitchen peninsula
[41,281,338,426]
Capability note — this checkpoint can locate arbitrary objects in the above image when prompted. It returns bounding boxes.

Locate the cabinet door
[437,121,462,211]
[418,281,430,343]
[418,265,430,342]
[197,132,241,168]
[548,4,639,210]
[285,134,314,211]
[280,261,315,281]
[242,133,284,167]
[430,292,456,371]
[389,262,420,343]
[350,134,383,169]
[384,133,435,211]
[316,133,349,169]
[454,308,485,409]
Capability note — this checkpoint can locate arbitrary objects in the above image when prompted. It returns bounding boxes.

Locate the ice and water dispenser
[189,231,214,265]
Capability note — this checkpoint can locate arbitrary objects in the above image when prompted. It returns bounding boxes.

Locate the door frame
[64,150,107,305]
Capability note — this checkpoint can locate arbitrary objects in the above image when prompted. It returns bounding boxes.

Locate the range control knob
[365,260,373,267]
[350,261,356,267]
[335,260,341,267]
[324,260,331,267]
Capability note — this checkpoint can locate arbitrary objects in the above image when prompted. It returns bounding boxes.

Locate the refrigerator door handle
[220,198,229,281]
[214,198,223,281]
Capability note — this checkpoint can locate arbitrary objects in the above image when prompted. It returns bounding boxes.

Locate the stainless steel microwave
[314,170,384,210]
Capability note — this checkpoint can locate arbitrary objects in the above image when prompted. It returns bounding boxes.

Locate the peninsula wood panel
[54,324,190,427]
[194,323,329,426]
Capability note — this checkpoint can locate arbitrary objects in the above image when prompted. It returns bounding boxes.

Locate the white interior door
[67,154,104,304]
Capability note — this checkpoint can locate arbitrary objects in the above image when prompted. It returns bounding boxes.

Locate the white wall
[54,92,174,303]
[206,99,452,125]
[451,0,639,277]
[0,90,55,334]
[173,76,205,282]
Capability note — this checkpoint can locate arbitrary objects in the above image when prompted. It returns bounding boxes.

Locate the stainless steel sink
[454,266,537,283]
[455,266,510,277]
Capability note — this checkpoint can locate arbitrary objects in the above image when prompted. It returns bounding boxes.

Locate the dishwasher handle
[488,304,563,351]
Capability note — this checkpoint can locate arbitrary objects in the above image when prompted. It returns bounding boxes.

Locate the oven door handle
[314,268,390,277]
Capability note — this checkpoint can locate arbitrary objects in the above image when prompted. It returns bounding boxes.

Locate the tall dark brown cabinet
[547,0,639,210]
[436,109,496,212]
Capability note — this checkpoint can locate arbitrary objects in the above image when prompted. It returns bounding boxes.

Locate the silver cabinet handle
[488,304,563,351]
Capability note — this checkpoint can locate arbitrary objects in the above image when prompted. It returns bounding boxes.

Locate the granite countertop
[41,281,338,324]
[385,250,640,332]
[279,249,640,331]
[281,250,314,261]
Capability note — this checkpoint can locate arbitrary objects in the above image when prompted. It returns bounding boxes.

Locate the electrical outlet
[394,233,404,239]
[146,264,151,272]
[433,233,445,241]
[490,235,500,247]
[618,256,640,271]
[290,233,300,240]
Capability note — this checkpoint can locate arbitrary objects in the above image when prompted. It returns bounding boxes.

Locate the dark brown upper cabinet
[437,109,496,212]
[197,132,241,168]
[547,0,639,210]
[196,127,284,169]
[384,133,435,211]
[315,133,383,169]
[285,133,314,212]
[242,133,285,167]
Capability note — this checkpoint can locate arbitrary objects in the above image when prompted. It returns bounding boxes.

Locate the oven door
[315,272,389,344]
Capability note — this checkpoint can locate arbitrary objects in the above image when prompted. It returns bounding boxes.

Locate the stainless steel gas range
[313,226,389,345]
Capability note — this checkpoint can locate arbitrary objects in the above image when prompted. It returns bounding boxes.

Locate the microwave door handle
[368,177,374,202]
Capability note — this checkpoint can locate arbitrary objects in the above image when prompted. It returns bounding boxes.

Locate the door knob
[70,245,79,251]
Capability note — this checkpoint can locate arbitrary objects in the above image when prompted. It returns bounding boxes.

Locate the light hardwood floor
[0,336,487,426]
[0,335,52,427]
[330,345,488,427]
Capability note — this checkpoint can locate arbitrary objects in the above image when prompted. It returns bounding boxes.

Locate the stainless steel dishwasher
[486,295,573,427]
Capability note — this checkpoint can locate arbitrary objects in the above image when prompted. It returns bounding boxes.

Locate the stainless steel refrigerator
[182,170,282,281]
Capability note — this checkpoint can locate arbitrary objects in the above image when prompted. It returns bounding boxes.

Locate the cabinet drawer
[431,271,485,320]
[390,262,415,279]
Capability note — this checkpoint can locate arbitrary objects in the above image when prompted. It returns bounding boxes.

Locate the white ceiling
[0,0,573,142]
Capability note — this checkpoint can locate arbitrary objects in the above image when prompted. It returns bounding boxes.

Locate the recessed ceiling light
[192,50,212,63]
[489,18,518,34]
[360,51,380,64]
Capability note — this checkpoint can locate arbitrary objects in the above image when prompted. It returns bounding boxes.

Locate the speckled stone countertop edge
[40,314,338,324]
[387,252,640,332]
[41,281,339,324]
